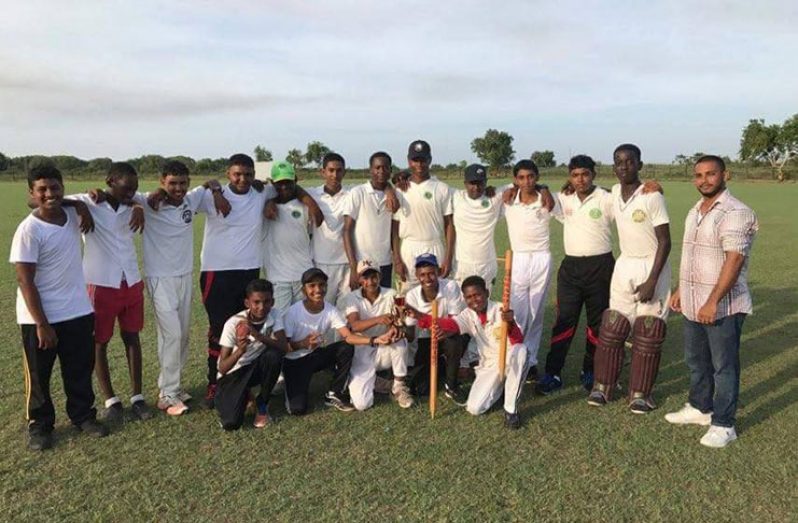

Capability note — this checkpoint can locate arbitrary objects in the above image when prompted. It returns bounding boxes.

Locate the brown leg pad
[629,316,667,400]
[592,310,631,400]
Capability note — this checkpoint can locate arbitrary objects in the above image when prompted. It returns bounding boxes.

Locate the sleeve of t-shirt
[342,293,359,317]
[720,208,759,255]
[197,188,217,216]
[404,291,419,326]
[551,193,564,223]
[263,184,277,200]
[132,192,148,206]
[603,191,615,222]
[442,184,454,216]
[447,281,467,315]
[185,186,208,213]
[328,306,347,330]
[9,220,39,264]
[453,309,474,337]
[647,193,670,226]
[281,308,296,339]
[219,316,240,349]
[343,189,358,220]
[270,311,284,333]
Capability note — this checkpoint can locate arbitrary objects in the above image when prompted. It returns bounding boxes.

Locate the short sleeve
[404,290,419,326]
[281,308,296,338]
[602,191,615,222]
[197,188,217,216]
[342,293,360,317]
[551,193,565,223]
[185,186,207,212]
[132,192,148,206]
[442,184,453,216]
[343,189,358,219]
[219,316,240,348]
[270,310,284,333]
[647,193,670,227]
[328,306,347,330]
[719,208,758,255]
[453,309,473,337]
[9,220,39,264]
[263,184,277,200]
[446,281,466,315]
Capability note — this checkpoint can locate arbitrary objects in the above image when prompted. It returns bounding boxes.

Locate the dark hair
[369,151,392,166]
[161,160,190,178]
[461,275,487,293]
[245,278,274,297]
[107,162,138,182]
[513,159,539,177]
[27,162,63,189]
[568,154,596,173]
[322,152,345,169]
[694,154,726,172]
[228,153,255,169]
[613,143,642,162]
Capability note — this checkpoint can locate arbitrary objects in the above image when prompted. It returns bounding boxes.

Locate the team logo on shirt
[181,209,193,223]
[291,210,301,219]
[632,209,646,223]
[424,191,433,200]
[589,208,602,219]
[481,198,489,208]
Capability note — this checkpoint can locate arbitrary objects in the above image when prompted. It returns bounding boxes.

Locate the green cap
[271,161,296,182]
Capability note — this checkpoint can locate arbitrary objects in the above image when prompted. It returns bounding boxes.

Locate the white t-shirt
[553,188,614,257]
[281,301,347,360]
[395,178,453,242]
[263,199,313,282]
[69,194,141,288]
[308,186,350,265]
[341,287,397,337]
[503,192,557,253]
[612,184,670,258]
[10,208,94,324]
[135,187,207,278]
[199,184,276,272]
[453,301,505,357]
[344,182,393,266]
[218,309,283,378]
[404,278,466,339]
[452,189,503,265]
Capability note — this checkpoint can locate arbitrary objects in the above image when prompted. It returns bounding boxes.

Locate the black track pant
[216,347,284,430]
[544,253,614,376]
[21,314,97,432]
[410,334,468,394]
[282,341,354,415]
[200,268,260,385]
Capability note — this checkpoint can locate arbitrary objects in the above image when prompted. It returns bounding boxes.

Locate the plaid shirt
[679,189,758,321]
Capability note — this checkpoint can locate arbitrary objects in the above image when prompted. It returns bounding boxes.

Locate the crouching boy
[216,279,286,430]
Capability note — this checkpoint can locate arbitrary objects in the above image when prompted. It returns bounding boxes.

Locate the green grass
[0,180,795,521]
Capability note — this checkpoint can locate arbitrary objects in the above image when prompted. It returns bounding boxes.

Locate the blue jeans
[683,313,745,427]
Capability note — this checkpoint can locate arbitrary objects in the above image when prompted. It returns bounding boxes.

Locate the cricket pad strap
[628,316,667,400]
[592,309,631,399]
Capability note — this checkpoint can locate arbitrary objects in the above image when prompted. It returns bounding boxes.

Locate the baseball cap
[414,253,439,268]
[271,161,296,182]
[464,164,487,183]
[356,260,380,277]
[407,140,431,160]
[301,267,328,285]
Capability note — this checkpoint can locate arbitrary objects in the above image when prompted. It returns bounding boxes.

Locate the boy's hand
[264,199,278,220]
[348,269,360,291]
[641,180,664,195]
[251,179,265,193]
[392,171,410,192]
[235,321,251,351]
[669,288,682,313]
[129,205,145,233]
[73,200,95,233]
[147,189,167,211]
[298,332,322,350]
[538,185,554,211]
[212,191,231,217]
[502,185,518,205]
[374,332,393,345]
[384,186,400,213]
[561,181,575,195]
[634,277,657,303]
[36,323,58,350]
[403,306,419,320]
[485,186,496,198]
[394,256,408,282]
[500,307,515,324]
[375,314,393,326]
[88,188,107,203]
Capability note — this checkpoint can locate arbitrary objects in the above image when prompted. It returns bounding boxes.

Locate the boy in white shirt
[280,268,394,415]
[342,260,414,411]
[216,279,286,430]
[11,163,108,450]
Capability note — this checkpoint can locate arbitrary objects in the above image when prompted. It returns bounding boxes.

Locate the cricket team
[11,139,758,451]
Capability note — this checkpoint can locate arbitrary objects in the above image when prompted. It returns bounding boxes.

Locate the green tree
[51,155,87,172]
[304,141,331,168]
[531,150,556,168]
[740,114,798,182]
[458,160,467,170]
[168,155,196,170]
[0,152,9,171]
[254,145,273,162]
[87,157,113,173]
[286,148,305,170]
[470,129,515,174]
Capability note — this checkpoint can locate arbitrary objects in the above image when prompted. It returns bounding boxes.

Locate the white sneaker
[392,380,415,409]
[700,425,737,448]
[664,403,712,426]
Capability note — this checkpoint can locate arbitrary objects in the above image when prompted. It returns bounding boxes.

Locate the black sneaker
[444,384,467,406]
[131,400,153,421]
[324,392,356,412]
[524,365,538,385]
[587,390,607,407]
[28,428,53,451]
[535,374,563,395]
[629,397,656,415]
[504,411,521,430]
[580,370,594,392]
[77,419,110,438]
[100,402,123,422]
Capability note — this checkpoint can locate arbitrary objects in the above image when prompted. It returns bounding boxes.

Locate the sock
[130,394,145,405]
[105,396,122,409]
[255,396,268,415]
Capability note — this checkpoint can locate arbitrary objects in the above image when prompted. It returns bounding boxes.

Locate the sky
[1,0,797,166]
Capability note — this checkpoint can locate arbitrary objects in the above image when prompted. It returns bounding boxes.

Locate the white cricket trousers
[467,343,527,415]
[315,262,350,306]
[348,341,409,411]
[146,274,193,401]
[510,250,553,368]
[399,238,445,288]
[609,254,671,323]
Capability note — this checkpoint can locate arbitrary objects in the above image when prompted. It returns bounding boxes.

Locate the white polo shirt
[395,178,453,242]
[341,287,397,337]
[452,189,503,265]
[10,208,93,324]
[134,187,207,278]
[344,182,393,266]
[218,309,282,377]
[69,194,141,288]
[404,278,466,339]
[308,185,350,265]
[263,199,313,282]
[200,184,276,272]
[553,188,614,257]
[503,192,557,253]
[612,184,669,258]
[453,301,505,356]
[281,301,347,360]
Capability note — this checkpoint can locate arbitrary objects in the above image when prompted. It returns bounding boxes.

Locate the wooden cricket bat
[430,299,439,419]
[498,249,513,379]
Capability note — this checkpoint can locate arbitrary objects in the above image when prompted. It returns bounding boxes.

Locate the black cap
[301,267,328,285]
[408,140,431,160]
[464,164,487,183]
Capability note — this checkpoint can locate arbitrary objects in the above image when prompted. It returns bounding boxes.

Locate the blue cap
[414,253,439,268]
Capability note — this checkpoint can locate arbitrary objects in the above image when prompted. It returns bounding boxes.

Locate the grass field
[0,179,795,521]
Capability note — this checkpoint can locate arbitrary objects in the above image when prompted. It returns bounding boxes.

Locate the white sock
[105,396,121,409]
[130,394,145,405]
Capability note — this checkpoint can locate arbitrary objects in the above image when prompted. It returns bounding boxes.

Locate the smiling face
[613,149,642,184]
[359,271,381,294]
[107,174,139,205]
[321,160,345,192]
[226,164,255,194]
[245,291,273,322]
[302,279,327,305]
[514,168,538,195]
[693,160,727,198]
[29,177,64,212]
[160,174,190,203]
[569,167,595,196]
[415,264,439,291]
[462,284,488,313]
